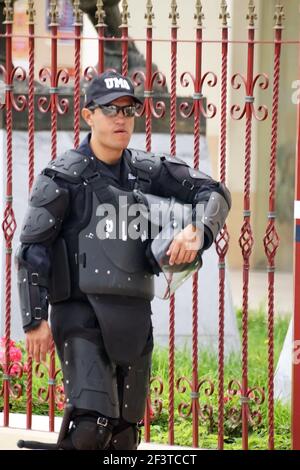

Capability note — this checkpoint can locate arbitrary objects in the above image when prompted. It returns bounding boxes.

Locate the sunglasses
[90,104,137,117]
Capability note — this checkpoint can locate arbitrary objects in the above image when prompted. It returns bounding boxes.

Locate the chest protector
[78,184,154,300]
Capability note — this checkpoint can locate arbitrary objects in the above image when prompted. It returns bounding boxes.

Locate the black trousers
[50,298,153,426]
[50,298,153,362]
[50,299,104,363]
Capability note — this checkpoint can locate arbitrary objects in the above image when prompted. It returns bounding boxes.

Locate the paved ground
[0,412,197,450]
[0,427,196,451]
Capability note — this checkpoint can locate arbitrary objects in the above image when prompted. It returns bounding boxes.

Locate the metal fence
[0,0,299,450]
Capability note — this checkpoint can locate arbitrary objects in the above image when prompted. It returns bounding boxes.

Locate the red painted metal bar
[120,0,129,75]
[2,12,14,429]
[28,27,35,190]
[142,21,153,445]
[143,395,151,443]
[170,27,177,158]
[73,21,82,149]
[239,25,256,451]
[48,9,58,433]
[216,23,229,451]
[168,21,178,447]
[190,25,203,450]
[26,14,35,430]
[168,278,175,448]
[145,27,152,154]
[95,1,105,77]
[292,37,300,451]
[121,27,128,76]
[97,25,105,74]
[48,351,55,432]
[263,25,283,450]
[50,24,58,161]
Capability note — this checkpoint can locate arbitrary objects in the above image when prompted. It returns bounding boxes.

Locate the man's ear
[81,107,93,127]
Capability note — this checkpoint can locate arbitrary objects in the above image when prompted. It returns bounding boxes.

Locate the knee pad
[110,425,141,451]
[63,335,119,418]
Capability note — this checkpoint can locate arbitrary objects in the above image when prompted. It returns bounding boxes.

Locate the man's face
[82,96,135,153]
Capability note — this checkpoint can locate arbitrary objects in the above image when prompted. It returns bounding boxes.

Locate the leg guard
[17,405,114,450]
[121,351,152,423]
[110,424,141,451]
[63,334,119,418]
[59,415,113,450]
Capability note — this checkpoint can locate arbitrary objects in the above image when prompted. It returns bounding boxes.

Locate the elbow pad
[193,183,231,249]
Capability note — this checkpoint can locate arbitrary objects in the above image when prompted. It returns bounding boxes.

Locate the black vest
[78,184,154,300]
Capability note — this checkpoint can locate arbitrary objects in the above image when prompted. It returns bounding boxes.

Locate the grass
[0,308,291,449]
[145,307,291,449]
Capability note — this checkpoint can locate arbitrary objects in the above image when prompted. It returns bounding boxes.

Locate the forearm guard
[15,244,49,332]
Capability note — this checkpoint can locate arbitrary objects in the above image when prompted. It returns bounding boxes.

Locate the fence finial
[95,0,106,27]
[246,0,257,27]
[274,3,285,28]
[194,0,204,28]
[145,0,154,28]
[120,0,130,27]
[49,0,59,26]
[3,0,14,23]
[169,0,179,27]
[26,0,36,25]
[72,0,83,26]
[219,0,230,27]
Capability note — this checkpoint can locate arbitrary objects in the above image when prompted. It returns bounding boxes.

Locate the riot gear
[78,188,154,300]
[59,415,113,450]
[16,129,231,450]
[15,244,50,331]
[109,425,141,450]
[129,150,232,250]
[19,173,70,245]
[17,405,114,450]
[62,334,119,418]
[15,172,70,331]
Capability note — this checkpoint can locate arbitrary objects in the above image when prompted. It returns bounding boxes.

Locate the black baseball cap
[84,71,143,108]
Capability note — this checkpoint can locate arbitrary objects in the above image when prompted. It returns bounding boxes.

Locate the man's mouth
[114,129,127,134]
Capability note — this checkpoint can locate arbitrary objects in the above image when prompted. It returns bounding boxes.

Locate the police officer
[15,71,231,450]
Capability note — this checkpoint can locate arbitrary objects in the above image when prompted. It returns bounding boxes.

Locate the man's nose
[115,110,126,120]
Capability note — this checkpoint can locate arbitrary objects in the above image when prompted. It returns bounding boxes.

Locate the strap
[29,271,49,289]
[134,170,152,193]
[128,149,153,193]
[17,264,49,289]
[81,166,116,206]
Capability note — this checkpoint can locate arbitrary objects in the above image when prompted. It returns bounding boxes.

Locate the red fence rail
[0,0,299,450]
[292,40,300,451]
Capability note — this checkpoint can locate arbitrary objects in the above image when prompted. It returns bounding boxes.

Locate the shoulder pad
[29,174,65,207]
[20,174,69,244]
[129,148,162,178]
[162,155,188,166]
[187,167,212,180]
[45,149,91,183]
